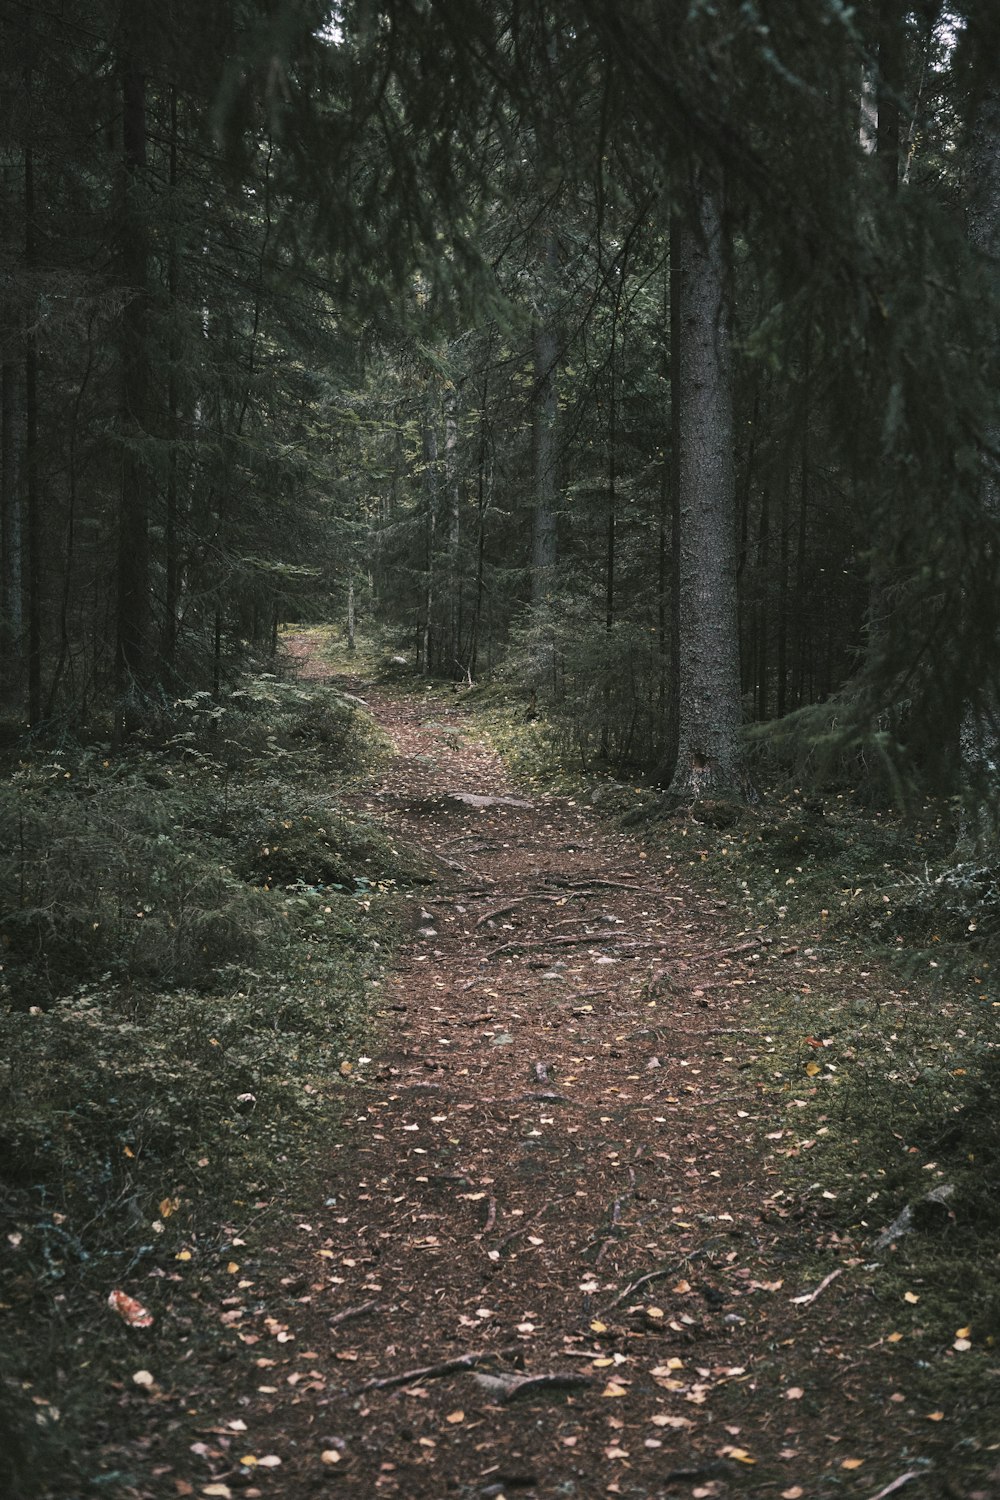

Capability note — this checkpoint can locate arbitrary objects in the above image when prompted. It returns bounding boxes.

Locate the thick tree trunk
[531,316,558,602]
[667,174,746,801]
[114,24,152,737]
[0,357,23,696]
[445,390,461,671]
[420,401,438,674]
[958,81,1000,855]
[163,85,181,677]
[24,131,42,729]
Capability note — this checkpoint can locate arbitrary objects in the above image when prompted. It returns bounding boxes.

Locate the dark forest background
[2,0,999,821]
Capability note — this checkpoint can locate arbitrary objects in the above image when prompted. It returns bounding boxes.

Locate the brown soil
[133,641,988,1500]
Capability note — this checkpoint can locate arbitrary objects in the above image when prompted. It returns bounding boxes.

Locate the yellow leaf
[646,1306,665,1319]
[804,1061,821,1077]
[339,1061,353,1075]
[903,1291,920,1304]
[175,1249,192,1262]
[320,1451,342,1465]
[159,1197,179,1218]
[123,1146,135,1159]
[927,1411,945,1422]
[782,1490,805,1499]
[602,1381,628,1397]
[841,1458,864,1470]
[445,1410,464,1424]
[722,1447,756,1464]
[590,1320,608,1334]
[227,1262,240,1274]
[956,1326,971,1338]
[238,1456,257,1468]
[672,1279,692,1294]
[886,1331,903,1343]
[592,1357,615,1369]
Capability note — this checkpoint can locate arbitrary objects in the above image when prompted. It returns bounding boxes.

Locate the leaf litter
[87,636,999,1499]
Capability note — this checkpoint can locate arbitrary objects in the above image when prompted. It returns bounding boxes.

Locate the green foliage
[500,594,669,774]
[0,658,408,1492]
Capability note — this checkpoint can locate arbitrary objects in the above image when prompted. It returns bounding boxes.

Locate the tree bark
[24,126,42,728]
[958,80,1000,855]
[667,173,746,800]
[114,19,152,738]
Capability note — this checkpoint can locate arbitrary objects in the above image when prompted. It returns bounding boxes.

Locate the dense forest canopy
[2,0,1000,818]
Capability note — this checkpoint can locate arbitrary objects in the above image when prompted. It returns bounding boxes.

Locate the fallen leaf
[132,1370,155,1388]
[927,1411,944,1422]
[604,1446,629,1460]
[953,1338,972,1352]
[445,1410,465,1424]
[672,1280,692,1294]
[590,1320,608,1334]
[841,1458,864,1470]
[201,1488,232,1499]
[903,1291,920,1305]
[720,1446,756,1464]
[645,1306,665,1320]
[782,1489,805,1499]
[785,1387,804,1400]
[320,1451,342,1465]
[256,1456,282,1468]
[956,1326,971,1338]
[650,1414,693,1430]
[886,1332,904,1343]
[159,1197,180,1218]
[108,1290,154,1328]
[602,1381,628,1397]
[804,1061,821,1077]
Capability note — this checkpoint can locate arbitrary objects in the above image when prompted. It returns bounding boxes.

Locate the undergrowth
[476,689,1000,1472]
[0,648,417,1498]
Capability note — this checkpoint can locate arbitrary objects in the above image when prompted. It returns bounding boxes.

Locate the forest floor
[99,633,998,1500]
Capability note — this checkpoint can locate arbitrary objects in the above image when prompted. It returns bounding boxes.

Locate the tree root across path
[132,641,974,1500]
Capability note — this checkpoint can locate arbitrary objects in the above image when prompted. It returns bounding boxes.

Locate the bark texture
[667,175,746,801]
[958,81,1000,855]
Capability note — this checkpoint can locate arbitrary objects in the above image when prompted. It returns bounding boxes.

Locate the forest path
[210,638,939,1500]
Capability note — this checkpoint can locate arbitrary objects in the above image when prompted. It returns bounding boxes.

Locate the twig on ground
[599,1243,717,1312]
[482,1196,497,1234]
[328,1300,380,1328]
[355,1346,520,1393]
[790,1267,843,1306]
[867,1475,921,1500]
[487,933,647,959]
[473,1370,595,1403]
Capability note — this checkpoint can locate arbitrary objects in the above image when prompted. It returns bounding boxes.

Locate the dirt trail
[182,648,957,1500]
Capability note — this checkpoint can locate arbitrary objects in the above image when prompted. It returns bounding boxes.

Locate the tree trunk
[114,21,152,738]
[958,80,1000,855]
[445,388,461,672]
[347,578,356,653]
[421,398,438,674]
[667,173,746,800]
[24,126,42,729]
[163,84,181,677]
[0,356,23,699]
[531,319,558,601]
